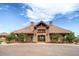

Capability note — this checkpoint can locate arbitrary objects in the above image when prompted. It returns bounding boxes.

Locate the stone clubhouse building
[12,21,71,43]
[0,21,71,43]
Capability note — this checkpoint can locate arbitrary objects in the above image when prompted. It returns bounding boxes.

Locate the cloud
[0,5,10,11]
[0,7,3,10]
[30,3,75,13]
[22,22,31,26]
[20,0,79,3]
[23,3,77,22]
[25,4,53,22]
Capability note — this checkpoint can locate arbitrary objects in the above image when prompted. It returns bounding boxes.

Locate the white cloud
[0,8,3,10]
[20,13,24,16]
[23,2,77,22]
[22,22,30,26]
[25,4,54,22]
[1,0,79,3]
[0,5,10,11]
[30,3,75,13]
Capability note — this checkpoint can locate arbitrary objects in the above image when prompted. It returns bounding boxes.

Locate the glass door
[38,35,45,42]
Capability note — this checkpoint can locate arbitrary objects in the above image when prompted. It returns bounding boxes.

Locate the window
[38,29,45,33]
[38,35,45,42]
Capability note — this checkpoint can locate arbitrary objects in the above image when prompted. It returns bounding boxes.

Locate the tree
[65,32,75,43]
[16,33,29,43]
[6,33,16,43]
[73,35,79,44]
[50,33,60,43]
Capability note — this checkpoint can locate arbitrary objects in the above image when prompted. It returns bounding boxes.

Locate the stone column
[33,30,38,43]
[45,29,50,43]
[58,34,64,43]
[63,34,68,43]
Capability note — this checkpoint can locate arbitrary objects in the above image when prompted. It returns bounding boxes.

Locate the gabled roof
[34,21,49,28]
[0,32,8,36]
[14,25,34,34]
[49,25,71,33]
[14,21,71,34]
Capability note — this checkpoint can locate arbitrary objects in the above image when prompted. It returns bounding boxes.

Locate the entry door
[38,35,45,42]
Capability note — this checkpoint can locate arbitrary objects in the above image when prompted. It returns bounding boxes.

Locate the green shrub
[0,41,3,44]
[6,33,16,43]
[16,33,29,43]
[65,32,75,43]
[50,33,60,43]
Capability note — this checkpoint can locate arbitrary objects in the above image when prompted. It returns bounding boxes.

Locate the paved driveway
[0,43,79,56]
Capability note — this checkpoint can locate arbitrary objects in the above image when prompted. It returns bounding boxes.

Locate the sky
[0,2,79,36]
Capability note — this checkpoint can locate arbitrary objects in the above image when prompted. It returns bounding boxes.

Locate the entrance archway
[38,35,45,42]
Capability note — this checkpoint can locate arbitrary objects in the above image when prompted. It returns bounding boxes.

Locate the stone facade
[13,21,71,43]
[33,23,50,42]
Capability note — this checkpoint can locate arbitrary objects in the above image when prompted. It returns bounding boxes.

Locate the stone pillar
[33,30,38,43]
[64,34,68,43]
[45,29,50,43]
[58,34,64,43]
[62,35,65,43]
[45,34,50,43]
[33,34,37,43]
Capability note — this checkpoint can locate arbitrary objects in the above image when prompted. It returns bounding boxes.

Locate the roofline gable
[34,21,49,28]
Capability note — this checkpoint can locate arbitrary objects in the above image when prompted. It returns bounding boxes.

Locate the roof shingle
[14,21,71,34]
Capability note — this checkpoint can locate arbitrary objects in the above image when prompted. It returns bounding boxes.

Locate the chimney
[31,22,34,26]
[49,21,52,26]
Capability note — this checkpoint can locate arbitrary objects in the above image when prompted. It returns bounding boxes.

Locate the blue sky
[0,3,79,36]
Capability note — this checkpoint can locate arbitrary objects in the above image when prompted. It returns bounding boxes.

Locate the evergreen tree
[65,32,75,43]
[6,33,16,43]
[73,35,79,44]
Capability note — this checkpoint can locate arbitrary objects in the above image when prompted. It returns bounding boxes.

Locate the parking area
[0,43,79,56]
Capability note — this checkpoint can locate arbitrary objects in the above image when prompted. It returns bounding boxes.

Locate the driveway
[0,43,79,56]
